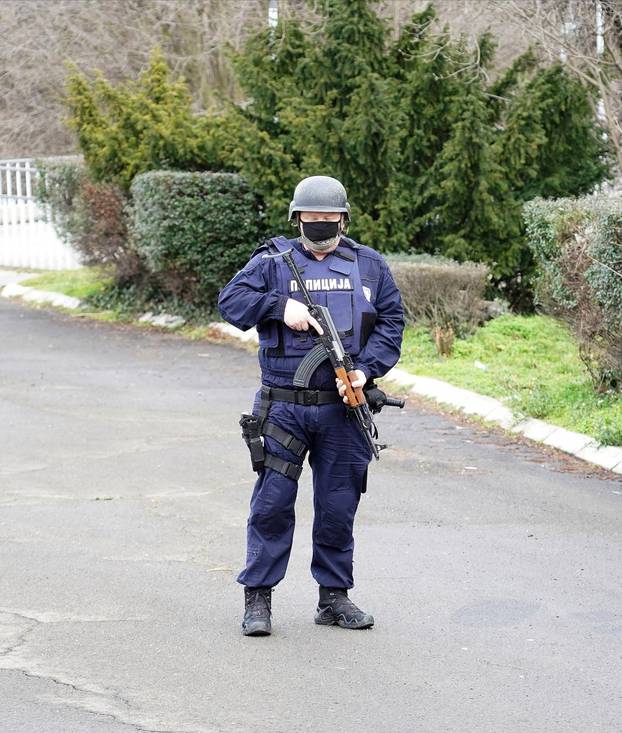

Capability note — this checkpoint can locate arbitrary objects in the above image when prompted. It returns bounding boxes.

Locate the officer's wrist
[353,365,369,382]
[267,294,289,321]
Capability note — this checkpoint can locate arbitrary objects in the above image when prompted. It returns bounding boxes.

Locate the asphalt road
[1,299,621,733]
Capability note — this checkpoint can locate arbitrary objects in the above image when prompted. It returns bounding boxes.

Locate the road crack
[0,609,197,732]
[17,669,193,733]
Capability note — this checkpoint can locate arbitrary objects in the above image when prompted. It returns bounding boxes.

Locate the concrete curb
[0,270,40,287]
[207,321,261,345]
[3,277,621,477]
[1,281,82,310]
[383,367,622,476]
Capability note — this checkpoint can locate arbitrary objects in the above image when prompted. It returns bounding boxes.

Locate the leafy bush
[35,157,144,282]
[34,157,86,244]
[77,180,142,280]
[388,254,489,354]
[130,171,264,308]
[524,193,622,391]
[388,255,489,331]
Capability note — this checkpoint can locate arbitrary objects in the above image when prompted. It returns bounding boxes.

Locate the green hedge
[524,193,622,391]
[387,254,489,336]
[130,171,264,308]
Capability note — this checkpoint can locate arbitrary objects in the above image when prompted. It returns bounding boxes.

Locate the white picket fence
[0,158,82,270]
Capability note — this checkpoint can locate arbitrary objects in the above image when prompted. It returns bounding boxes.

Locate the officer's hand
[336,369,367,404]
[284,298,324,335]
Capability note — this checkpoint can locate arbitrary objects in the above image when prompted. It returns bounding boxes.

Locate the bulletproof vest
[257,236,377,363]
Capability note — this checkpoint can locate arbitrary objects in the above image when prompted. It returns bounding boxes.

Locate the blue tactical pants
[237,391,372,589]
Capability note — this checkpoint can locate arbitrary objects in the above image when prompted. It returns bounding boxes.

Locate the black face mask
[300,220,340,242]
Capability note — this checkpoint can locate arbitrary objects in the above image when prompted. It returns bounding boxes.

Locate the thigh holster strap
[262,421,306,457]
[264,453,303,481]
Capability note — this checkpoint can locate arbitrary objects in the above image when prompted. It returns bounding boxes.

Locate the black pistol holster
[239,386,308,481]
[239,413,265,472]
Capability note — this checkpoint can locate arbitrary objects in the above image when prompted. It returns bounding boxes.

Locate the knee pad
[315,510,353,549]
[253,507,294,539]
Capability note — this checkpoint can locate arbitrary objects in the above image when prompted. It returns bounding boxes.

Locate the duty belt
[262,385,341,405]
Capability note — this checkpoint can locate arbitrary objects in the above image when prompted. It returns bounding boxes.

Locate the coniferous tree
[419,82,520,268]
[311,0,388,106]
[390,15,470,249]
[230,19,310,137]
[65,49,223,190]
[489,59,611,304]
[65,1,610,307]
[495,64,610,202]
[220,0,611,306]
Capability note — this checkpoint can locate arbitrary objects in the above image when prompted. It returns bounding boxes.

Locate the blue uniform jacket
[218,236,404,388]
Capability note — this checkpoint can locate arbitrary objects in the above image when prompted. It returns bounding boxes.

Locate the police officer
[218,175,404,636]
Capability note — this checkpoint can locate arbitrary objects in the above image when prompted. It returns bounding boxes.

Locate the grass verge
[399,315,622,446]
[22,267,114,300]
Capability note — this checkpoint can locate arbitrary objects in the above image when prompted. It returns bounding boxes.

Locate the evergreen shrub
[524,194,622,391]
[35,157,86,245]
[64,49,226,191]
[130,171,264,308]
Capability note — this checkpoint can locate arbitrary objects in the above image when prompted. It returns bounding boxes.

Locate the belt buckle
[302,390,319,405]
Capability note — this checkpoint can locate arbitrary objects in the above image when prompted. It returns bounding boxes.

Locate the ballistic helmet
[288,175,351,221]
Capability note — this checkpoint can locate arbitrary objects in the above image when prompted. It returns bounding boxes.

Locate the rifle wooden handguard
[336,366,366,407]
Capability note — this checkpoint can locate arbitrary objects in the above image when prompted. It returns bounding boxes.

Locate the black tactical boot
[314,586,374,629]
[242,586,272,636]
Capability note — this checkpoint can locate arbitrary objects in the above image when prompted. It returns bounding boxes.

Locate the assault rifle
[263,248,404,459]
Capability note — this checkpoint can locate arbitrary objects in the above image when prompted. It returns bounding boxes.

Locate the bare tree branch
[0,0,534,159]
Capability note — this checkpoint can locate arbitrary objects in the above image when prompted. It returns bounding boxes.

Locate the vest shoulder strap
[333,246,355,262]
[249,239,272,259]
[269,235,293,253]
[339,235,361,250]
[250,235,294,259]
